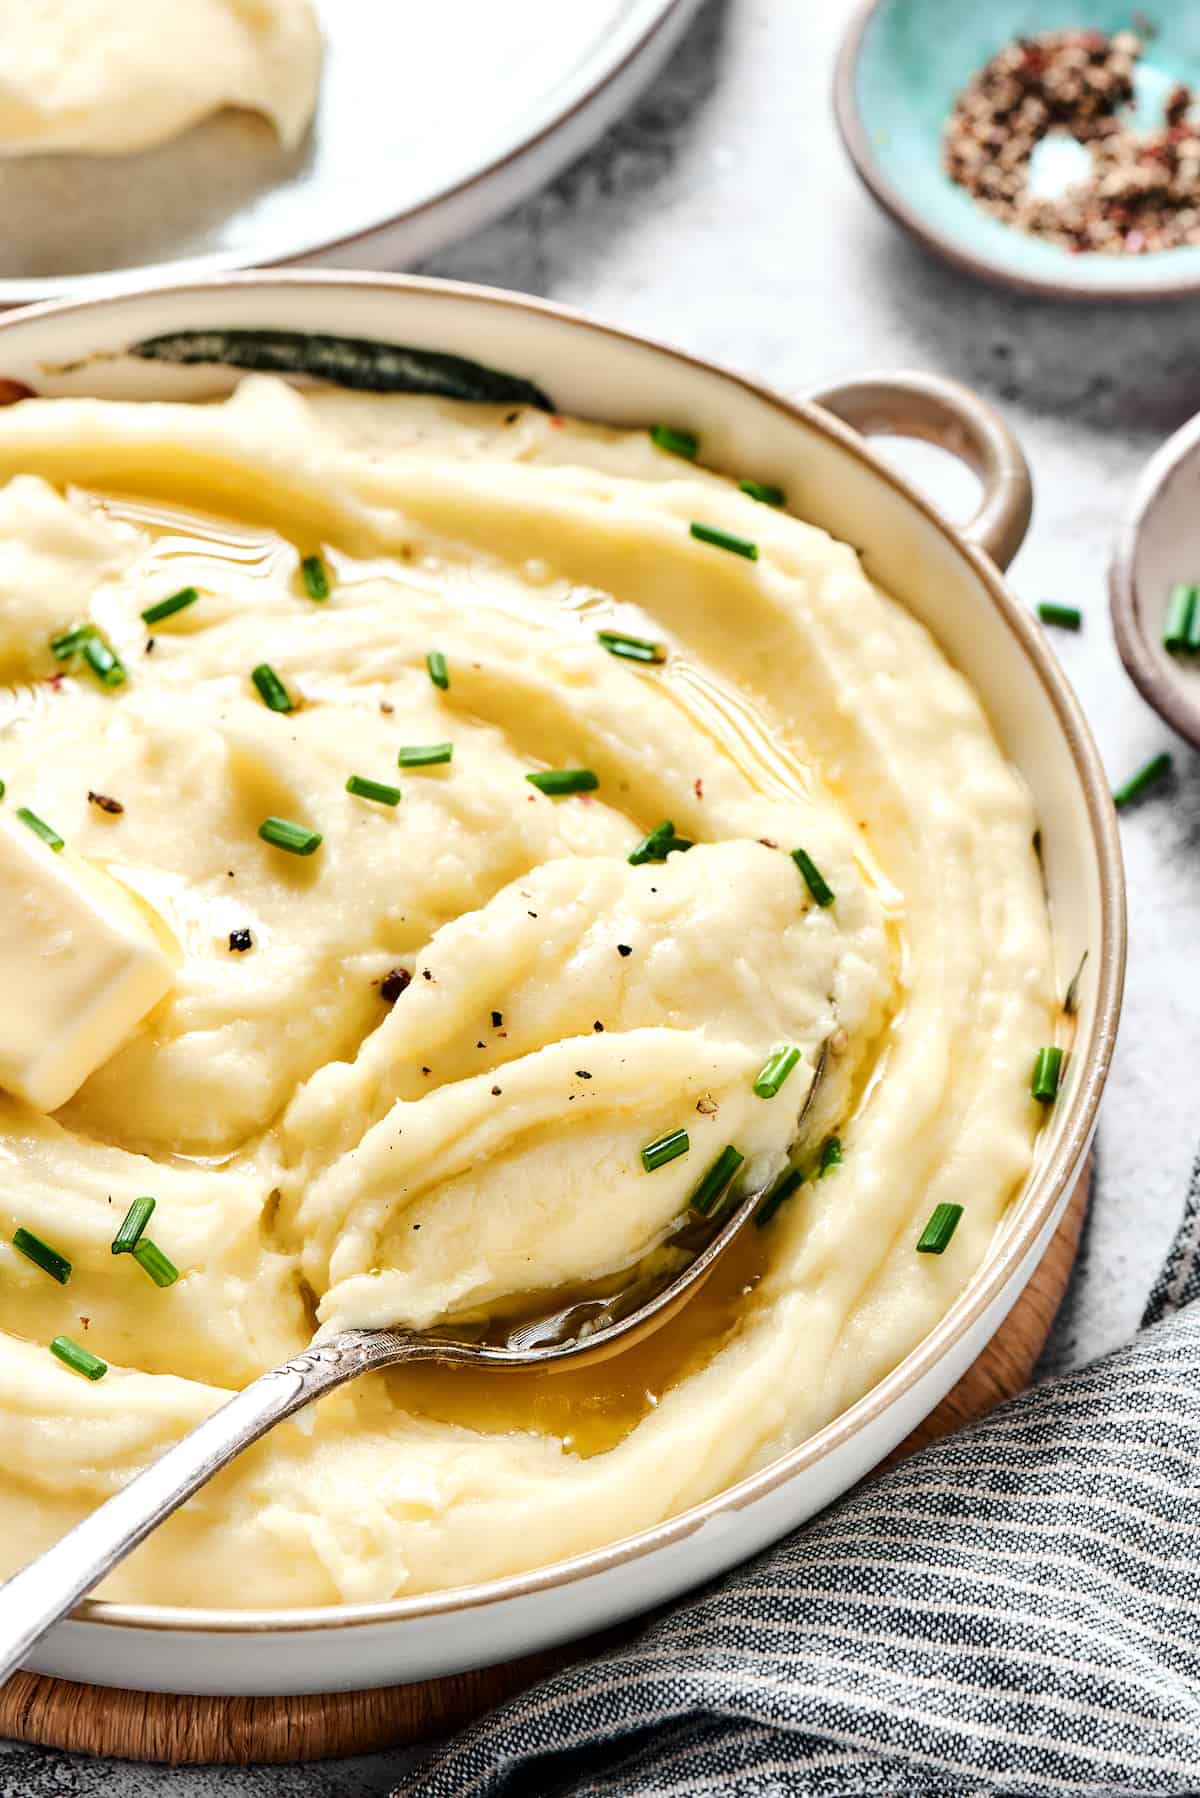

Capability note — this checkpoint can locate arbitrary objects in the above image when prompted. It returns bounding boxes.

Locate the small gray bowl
[1111,415,1200,750]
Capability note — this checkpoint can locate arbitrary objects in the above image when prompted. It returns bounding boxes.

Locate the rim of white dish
[0,0,696,309]
[0,270,1127,1635]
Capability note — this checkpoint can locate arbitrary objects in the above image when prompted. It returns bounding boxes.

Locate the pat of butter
[0,810,178,1113]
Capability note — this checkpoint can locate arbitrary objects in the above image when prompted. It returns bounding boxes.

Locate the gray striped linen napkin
[394,1171,1200,1798]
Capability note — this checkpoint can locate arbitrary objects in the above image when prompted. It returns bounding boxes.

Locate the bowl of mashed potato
[0,274,1123,1698]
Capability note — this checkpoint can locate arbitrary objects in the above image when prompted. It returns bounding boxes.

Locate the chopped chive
[17,807,64,851]
[82,634,126,688]
[758,1135,842,1224]
[397,742,453,767]
[690,522,758,561]
[132,1238,179,1288]
[628,818,671,862]
[756,1165,804,1228]
[1031,1044,1063,1104]
[0,779,5,799]
[689,1144,745,1216]
[1113,751,1172,810]
[1164,583,1197,651]
[628,819,693,865]
[258,816,322,856]
[916,1202,963,1255]
[1038,602,1082,631]
[526,768,599,796]
[346,773,402,806]
[739,479,786,508]
[111,1196,155,1255]
[753,1045,802,1099]
[50,1336,107,1381]
[818,1135,843,1176]
[141,587,199,626]
[792,846,834,907]
[13,1227,71,1284]
[301,554,330,601]
[641,1127,690,1173]
[427,650,449,690]
[50,623,96,661]
[596,630,666,665]
[1063,949,1089,1017]
[650,424,699,461]
[251,663,294,713]
[1188,599,1200,653]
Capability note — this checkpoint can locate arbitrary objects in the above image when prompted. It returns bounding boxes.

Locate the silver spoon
[0,1058,824,1681]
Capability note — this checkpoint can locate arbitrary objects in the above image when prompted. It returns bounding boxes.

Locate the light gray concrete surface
[6,0,1199,1789]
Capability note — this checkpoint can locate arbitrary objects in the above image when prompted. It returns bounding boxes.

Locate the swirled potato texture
[0,379,1053,1605]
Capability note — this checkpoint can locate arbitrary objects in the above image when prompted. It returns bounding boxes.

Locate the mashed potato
[0,0,320,157]
[0,377,1055,1606]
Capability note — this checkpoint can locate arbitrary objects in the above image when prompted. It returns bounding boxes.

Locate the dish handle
[807,371,1033,572]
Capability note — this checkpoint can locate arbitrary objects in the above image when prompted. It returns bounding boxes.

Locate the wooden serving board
[0,1165,1090,1766]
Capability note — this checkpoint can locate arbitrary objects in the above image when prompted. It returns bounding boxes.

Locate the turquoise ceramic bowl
[836,0,1200,299]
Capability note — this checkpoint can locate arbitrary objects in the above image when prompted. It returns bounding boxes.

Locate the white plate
[0,0,701,308]
[0,273,1124,1696]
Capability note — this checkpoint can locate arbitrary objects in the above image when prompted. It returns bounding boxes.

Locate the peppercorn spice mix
[943,29,1200,256]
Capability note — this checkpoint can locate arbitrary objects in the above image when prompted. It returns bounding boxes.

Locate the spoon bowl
[0,1131,794,1683]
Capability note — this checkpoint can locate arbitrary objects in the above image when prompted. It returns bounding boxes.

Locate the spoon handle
[0,1329,424,1684]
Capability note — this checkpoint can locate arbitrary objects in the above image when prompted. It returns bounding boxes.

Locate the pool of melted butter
[390,1224,770,1458]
